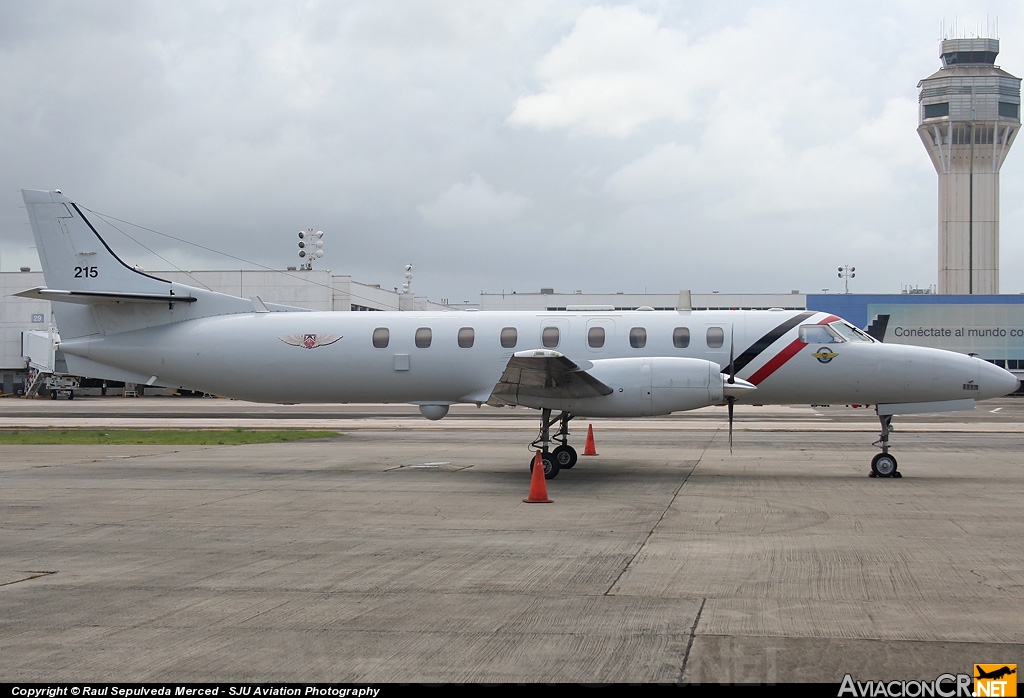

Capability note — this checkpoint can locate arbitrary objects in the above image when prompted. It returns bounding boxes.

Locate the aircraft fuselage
[57,308,1015,412]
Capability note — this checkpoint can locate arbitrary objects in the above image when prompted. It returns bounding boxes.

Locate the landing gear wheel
[551,444,577,469]
[529,452,560,480]
[870,453,898,478]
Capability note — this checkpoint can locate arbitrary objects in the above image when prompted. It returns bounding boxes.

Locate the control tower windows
[999,102,1020,118]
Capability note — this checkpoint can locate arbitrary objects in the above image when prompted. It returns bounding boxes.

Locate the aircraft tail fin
[23,189,177,295]
[21,189,264,339]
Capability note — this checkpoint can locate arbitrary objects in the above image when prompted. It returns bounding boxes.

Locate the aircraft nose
[977,358,1020,399]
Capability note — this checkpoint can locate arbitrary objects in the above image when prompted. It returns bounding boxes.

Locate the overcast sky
[2,1,1023,302]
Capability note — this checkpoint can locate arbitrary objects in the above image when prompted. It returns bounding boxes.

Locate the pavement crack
[948,518,970,535]
[678,597,707,683]
[604,442,705,595]
[1,571,58,587]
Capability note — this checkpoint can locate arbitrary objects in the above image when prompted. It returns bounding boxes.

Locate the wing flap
[487,349,613,407]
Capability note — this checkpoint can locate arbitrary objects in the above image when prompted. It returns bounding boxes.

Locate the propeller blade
[728,326,736,384]
[728,396,734,454]
[728,325,736,454]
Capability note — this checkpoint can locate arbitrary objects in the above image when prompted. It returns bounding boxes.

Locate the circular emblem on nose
[812,347,838,364]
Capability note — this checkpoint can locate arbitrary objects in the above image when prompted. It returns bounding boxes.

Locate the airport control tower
[918,38,1020,294]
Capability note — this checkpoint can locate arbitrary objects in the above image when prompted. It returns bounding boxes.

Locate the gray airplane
[17,190,1020,478]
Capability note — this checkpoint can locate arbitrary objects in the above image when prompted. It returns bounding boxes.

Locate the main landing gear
[870,413,902,478]
[528,408,578,479]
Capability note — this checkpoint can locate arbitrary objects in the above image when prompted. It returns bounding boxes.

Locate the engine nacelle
[514,357,725,417]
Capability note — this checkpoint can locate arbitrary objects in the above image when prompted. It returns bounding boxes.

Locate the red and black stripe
[730,311,815,375]
[746,313,840,385]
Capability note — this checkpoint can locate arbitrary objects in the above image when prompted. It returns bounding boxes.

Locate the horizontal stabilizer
[15,287,198,305]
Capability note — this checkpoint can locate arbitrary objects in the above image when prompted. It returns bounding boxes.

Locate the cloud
[418,174,530,229]
[3,1,1024,299]
[605,96,929,220]
[508,5,696,137]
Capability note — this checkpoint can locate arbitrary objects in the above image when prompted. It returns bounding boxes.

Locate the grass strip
[0,429,339,445]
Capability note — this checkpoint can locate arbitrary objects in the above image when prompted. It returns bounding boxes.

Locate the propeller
[727,326,736,453]
[720,325,757,453]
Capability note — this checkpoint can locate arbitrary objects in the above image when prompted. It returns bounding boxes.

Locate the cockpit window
[828,321,874,342]
[799,324,841,344]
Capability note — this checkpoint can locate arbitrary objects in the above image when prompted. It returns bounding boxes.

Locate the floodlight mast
[297,229,324,270]
[402,264,413,294]
[838,265,856,294]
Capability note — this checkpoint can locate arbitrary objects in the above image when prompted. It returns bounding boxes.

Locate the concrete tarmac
[1,397,1022,683]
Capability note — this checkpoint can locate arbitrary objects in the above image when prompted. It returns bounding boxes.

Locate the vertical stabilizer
[23,189,175,294]
[21,189,263,340]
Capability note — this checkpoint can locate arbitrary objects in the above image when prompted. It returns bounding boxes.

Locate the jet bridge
[22,328,76,398]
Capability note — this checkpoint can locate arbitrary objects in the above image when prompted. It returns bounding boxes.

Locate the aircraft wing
[487,349,613,407]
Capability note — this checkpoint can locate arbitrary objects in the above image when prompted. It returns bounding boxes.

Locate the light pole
[298,229,324,270]
[838,265,855,294]
[402,264,413,293]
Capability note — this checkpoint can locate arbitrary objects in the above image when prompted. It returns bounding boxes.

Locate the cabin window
[588,327,605,348]
[542,326,560,348]
[706,327,724,348]
[415,327,432,348]
[800,324,840,344]
[372,328,390,349]
[673,327,690,348]
[458,327,475,348]
[500,327,518,348]
[629,327,647,349]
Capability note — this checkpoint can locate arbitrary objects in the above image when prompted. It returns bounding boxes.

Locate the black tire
[551,444,578,469]
[871,453,898,478]
[529,452,560,479]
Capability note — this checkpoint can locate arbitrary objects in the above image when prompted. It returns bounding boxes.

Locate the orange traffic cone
[583,423,598,456]
[523,451,553,503]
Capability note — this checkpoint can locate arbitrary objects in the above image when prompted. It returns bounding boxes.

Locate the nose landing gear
[870,413,902,478]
